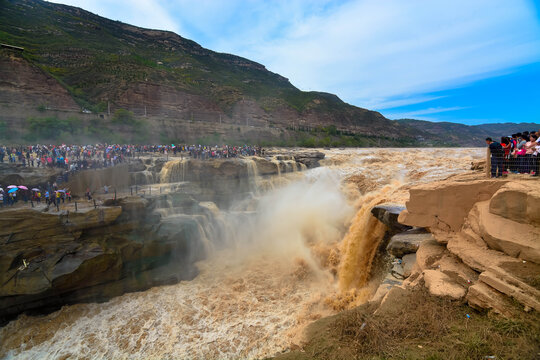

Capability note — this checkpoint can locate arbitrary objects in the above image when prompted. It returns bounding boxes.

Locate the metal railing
[486,148,539,178]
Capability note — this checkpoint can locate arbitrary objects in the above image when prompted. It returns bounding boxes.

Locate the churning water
[0,148,484,359]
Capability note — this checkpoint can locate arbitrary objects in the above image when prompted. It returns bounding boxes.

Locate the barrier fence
[487,148,539,178]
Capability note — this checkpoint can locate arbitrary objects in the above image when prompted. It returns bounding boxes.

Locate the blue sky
[50,0,540,125]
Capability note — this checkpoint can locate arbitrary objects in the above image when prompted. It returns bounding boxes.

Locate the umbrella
[7,185,18,189]
[32,188,41,191]
[8,188,18,193]
[18,186,28,190]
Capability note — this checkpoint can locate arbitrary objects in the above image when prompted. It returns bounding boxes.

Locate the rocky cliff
[0,0,437,146]
[0,152,320,324]
[382,178,540,316]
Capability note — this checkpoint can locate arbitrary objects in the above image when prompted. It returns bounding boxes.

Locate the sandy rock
[489,181,540,226]
[475,201,540,263]
[479,266,540,312]
[423,269,466,300]
[415,239,446,271]
[466,282,514,317]
[433,254,479,286]
[398,179,507,232]
[446,232,521,273]
[387,228,433,257]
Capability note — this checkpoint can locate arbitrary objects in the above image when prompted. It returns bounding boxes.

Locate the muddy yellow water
[0,148,484,359]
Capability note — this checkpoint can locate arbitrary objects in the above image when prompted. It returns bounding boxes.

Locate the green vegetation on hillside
[0,0,424,146]
[19,114,149,143]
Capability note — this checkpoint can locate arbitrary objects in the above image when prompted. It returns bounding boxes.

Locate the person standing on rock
[486,137,503,178]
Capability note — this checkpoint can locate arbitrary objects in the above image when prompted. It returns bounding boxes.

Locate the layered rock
[395,178,540,316]
[0,193,217,325]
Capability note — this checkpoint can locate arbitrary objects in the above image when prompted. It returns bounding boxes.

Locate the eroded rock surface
[397,178,540,315]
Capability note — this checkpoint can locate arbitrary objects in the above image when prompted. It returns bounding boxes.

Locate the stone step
[475,201,540,263]
[479,266,540,312]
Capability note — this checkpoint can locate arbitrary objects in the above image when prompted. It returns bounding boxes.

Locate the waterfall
[160,159,189,183]
[337,184,397,292]
[244,158,260,194]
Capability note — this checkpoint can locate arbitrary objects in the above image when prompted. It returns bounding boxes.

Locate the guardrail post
[486,147,491,178]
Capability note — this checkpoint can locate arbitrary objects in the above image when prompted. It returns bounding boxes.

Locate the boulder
[414,239,446,271]
[470,159,486,171]
[293,151,325,168]
[371,204,411,234]
[401,253,417,278]
[475,201,540,263]
[489,181,540,227]
[387,228,433,257]
[447,232,521,273]
[433,253,479,286]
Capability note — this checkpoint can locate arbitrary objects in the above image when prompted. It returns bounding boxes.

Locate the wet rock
[386,228,433,257]
[470,159,486,171]
[371,204,411,234]
[0,163,64,187]
[293,151,325,168]
[251,157,279,175]
[128,161,147,172]
[401,253,416,278]
[0,193,217,324]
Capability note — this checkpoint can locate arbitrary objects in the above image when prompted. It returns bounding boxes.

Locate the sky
[49,0,540,125]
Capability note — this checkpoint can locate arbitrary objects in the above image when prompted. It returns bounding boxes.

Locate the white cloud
[244,0,540,109]
[48,0,181,33]
[385,106,468,120]
[49,0,540,113]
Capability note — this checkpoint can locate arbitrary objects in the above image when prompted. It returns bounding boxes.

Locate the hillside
[399,119,540,145]
[0,0,422,145]
[0,0,533,146]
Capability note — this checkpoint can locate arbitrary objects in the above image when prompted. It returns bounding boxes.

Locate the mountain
[0,0,533,146]
[398,119,540,146]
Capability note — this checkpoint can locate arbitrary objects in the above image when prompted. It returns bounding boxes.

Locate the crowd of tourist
[0,143,262,168]
[0,185,72,208]
[0,143,262,208]
[486,130,540,178]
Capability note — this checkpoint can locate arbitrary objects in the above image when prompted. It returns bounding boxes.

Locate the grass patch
[272,289,540,360]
